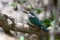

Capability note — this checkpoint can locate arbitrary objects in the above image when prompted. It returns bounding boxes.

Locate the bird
[23,10,49,32]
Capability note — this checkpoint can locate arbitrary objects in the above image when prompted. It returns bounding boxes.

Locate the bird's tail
[41,26,49,32]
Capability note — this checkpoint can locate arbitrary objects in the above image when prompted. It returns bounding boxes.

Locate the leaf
[11,2,17,7]
[19,35,25,40]
[19,0,26,3]
[49,11,54,21]
[50,20,55,26]
[35,8,42,14]
[59,18,60,22]
[43,19,51,27]
[27,5,33,9]
[42,11,55,27]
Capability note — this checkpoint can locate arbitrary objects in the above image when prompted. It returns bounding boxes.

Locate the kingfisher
[23,10,49,32]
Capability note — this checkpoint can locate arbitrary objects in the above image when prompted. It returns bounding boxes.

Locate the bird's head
[29,11,35,16]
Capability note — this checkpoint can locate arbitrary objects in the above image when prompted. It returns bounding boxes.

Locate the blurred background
[0,0,60,40]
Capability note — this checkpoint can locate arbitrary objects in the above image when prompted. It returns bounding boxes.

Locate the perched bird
[23,10,49,32]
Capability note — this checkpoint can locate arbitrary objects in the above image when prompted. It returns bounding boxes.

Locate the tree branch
[15,23,48,36]
[0,13,48,36]
[0,13,60,38]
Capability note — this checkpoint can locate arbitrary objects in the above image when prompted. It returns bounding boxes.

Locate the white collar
[28,14,35,17]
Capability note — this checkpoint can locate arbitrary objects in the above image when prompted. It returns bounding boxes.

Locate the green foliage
[55,39,59,40]
[46,35,60,40]
[46,35,49,40]
[26,4,42,14]
[27,5,33,10]
[11,2,17,7]
[49,11,55,26]
[35,8,42,14]
[18,0,26,3]
[59,18,60,22]
[43,19,51,27]
[50,20,55,26]
[49,11,55,21]
[19,35,25,40]
[43,11,54,27]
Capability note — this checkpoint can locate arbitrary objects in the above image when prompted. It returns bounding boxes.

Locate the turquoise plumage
[28,11,49,32]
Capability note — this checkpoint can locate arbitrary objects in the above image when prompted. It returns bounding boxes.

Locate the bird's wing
[29,16,49,32]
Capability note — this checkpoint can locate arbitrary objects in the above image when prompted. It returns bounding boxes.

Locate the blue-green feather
[28,11,49,32]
